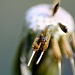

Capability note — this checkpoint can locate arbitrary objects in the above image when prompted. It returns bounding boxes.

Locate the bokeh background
[0,0,75,75]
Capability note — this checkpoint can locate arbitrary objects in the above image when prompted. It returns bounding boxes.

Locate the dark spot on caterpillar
[59,23,67,33]
[53,2,59,16]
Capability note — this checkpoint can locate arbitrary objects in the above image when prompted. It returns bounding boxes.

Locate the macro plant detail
[13,0,75,75]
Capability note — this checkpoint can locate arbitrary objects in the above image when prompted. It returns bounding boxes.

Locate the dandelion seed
[27,51,35,66]
[36,52,44,64]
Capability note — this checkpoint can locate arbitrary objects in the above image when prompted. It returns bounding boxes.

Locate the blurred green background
[0,0,75,75]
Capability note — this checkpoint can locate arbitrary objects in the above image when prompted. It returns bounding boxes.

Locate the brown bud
[71,32,75,50]
[59,35,73,58]
[51,38,61,61]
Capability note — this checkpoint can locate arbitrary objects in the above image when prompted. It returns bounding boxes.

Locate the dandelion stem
[70,58,75,75]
